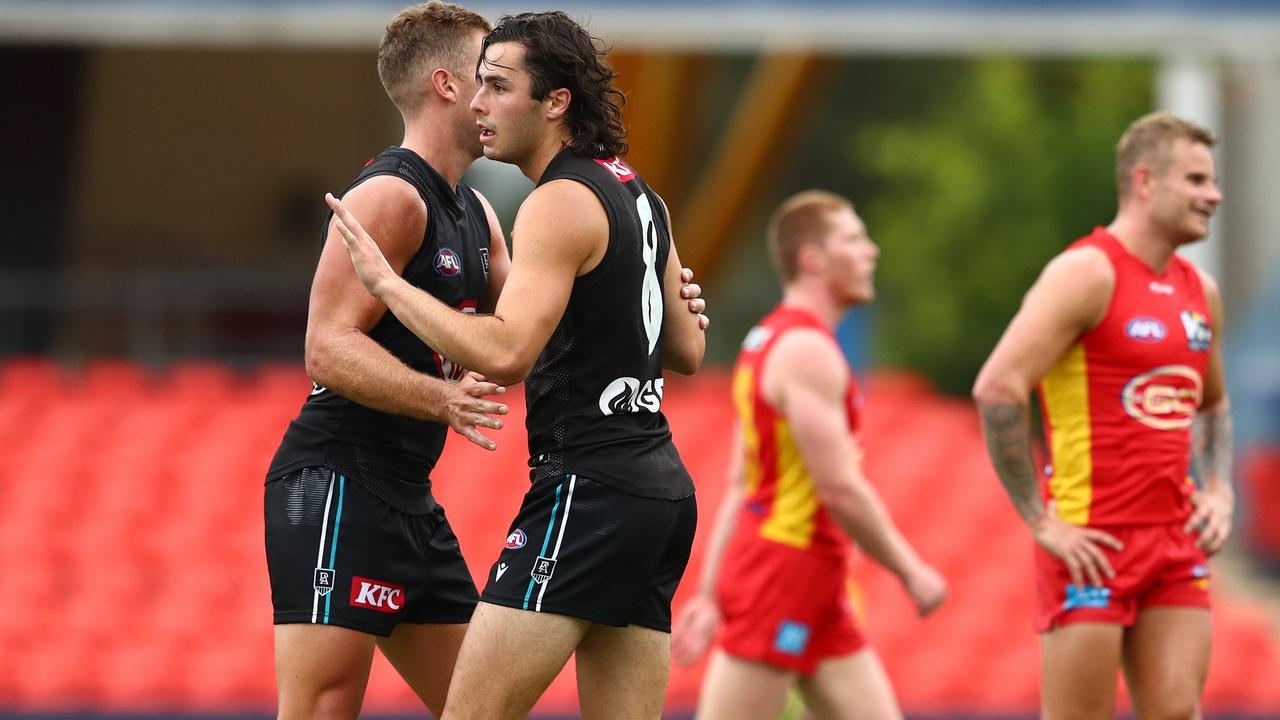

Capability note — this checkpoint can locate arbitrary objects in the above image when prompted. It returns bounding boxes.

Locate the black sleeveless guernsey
[268,147,492,514]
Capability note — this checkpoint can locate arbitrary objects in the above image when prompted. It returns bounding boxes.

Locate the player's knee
[1141,694,1199,720]
[278,682,364,720]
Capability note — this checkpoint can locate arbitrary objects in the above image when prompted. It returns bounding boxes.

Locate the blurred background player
[672,190,946,720]
[973,111,1233,719]
[263,4,511,718]
[327,10,708,719]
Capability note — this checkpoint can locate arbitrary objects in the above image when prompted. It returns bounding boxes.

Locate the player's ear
[546,88,570,120]
[1131,163,1154,200]
[431,68,457,102]
[796,242,824,276]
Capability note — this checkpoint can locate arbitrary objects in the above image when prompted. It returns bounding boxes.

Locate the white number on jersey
[636,193,664,355]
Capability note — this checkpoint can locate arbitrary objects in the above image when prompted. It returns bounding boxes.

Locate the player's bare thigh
[441,602,588,720]
[797,648,902,720]
[1040,622,1124,720]
[696,650,796,720]
[377,622,469,717]
[1122,607,1210,720]
[274,623,376,720]
[576,621,671,720]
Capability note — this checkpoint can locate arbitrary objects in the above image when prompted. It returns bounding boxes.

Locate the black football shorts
[479,474,696,632]
[265,467,478,636]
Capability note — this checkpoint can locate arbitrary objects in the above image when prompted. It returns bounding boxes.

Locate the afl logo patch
[434,248,462,277]
[1125,317,1167,343]
[505,529,527,550]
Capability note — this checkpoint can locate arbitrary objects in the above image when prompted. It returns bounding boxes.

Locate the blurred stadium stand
[1,359,1278,718]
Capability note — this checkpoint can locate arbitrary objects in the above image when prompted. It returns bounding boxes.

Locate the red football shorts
[1035,521,1211,632]
[715,536,865,674]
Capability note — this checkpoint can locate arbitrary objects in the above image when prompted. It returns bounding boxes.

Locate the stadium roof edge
[1,2,1280,56]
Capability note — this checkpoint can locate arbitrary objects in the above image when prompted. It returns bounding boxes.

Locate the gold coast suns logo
[1121,365,1203,430]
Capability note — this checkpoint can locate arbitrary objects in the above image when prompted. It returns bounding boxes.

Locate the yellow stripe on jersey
[732,366,763,493]
[760,419,819,549]
[1040,342,1093,525]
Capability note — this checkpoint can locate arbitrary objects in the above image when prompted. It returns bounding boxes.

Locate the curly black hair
[479,11,628,158]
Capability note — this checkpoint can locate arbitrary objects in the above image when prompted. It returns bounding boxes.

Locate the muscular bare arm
[304,177,506,448]
[1187,269,1234,553]
[328,179,597,386]
[770,329,946,615]
[972,247,1124,585]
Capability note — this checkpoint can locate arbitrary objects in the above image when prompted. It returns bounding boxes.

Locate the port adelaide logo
[314,567,336,596]
[531,556,557,584]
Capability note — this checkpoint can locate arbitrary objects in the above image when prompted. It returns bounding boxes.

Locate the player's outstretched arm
[328,180,597,386]
[772,329,946,616]
[972,247,1124,586]
[307,180,507,450]
[1188,269,1234,554]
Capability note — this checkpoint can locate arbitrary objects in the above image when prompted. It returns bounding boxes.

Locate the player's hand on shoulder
[1031,501,1124,588]
[680,266,710,330]
[1186,479,1234,555]
[442,372,508,451]
[326,192,399,300]
[671,594,720,667]
[903,561,947,617]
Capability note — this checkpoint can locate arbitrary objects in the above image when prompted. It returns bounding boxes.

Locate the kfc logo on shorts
[505,529,527,550]
[434,248,462,277]
[1125,316,1167,343]
[350,576,405,613]
[594,156,635,183]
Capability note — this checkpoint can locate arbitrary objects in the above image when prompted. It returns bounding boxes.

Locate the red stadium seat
[3,359,1280,717]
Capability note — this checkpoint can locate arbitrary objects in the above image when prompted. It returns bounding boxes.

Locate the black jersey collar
[388,146,465,217]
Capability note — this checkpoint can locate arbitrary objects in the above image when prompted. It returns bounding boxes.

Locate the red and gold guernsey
[1039,227,1213,527]
[729,305,860,560]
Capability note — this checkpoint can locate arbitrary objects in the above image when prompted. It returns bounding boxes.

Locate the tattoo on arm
[1192,408,1234,489]
[979,402,1045,526]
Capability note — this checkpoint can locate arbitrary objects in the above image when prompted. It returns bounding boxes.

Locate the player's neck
[780,284,843,329]
[400,121,474,189]
[1106,212,1178,275]
[520,129,574,183]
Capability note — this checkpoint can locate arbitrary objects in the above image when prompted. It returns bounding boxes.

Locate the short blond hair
[1116,111,1217,199]
[377,2,491,114]
[766,190,853,283]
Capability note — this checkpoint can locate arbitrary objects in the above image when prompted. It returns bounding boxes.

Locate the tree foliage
[849,57,1153,394]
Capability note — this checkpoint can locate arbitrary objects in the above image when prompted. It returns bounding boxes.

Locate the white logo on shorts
[495,562,509,581]
[313,567,335,596]
[531,556,557,584]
